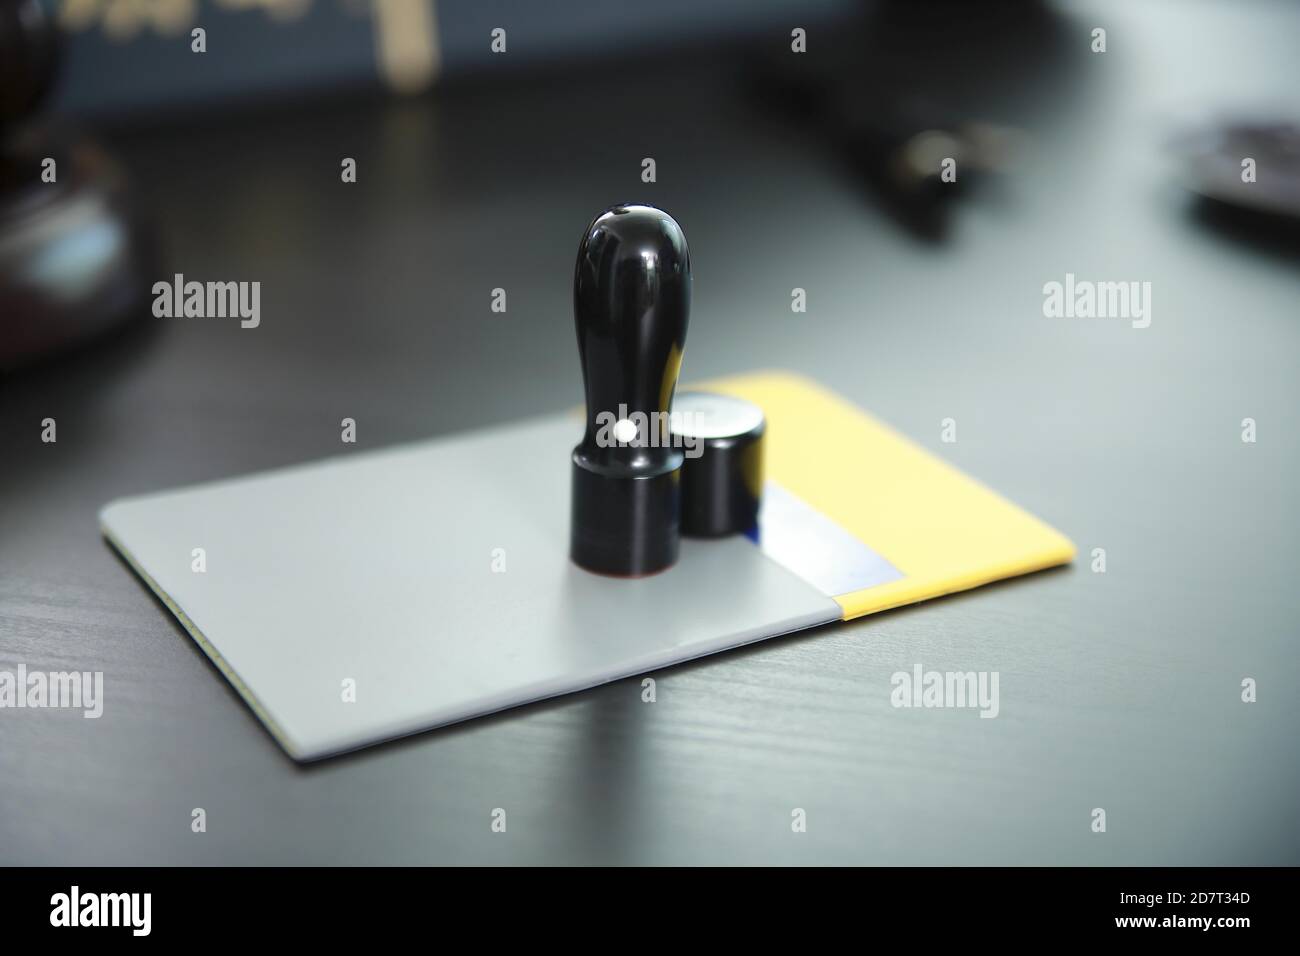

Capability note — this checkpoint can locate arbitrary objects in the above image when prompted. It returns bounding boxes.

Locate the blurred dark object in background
[1171,119,1300,261]
[0,0,153,371]
[1172,120,1300,224]
[49,0,842,119]
[751,0,1079,240]
[0,0,58,118]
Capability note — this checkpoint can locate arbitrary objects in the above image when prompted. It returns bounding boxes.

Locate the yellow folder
[709,371,1075,620]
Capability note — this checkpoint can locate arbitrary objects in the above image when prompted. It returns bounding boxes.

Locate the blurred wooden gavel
[1,0,153,371]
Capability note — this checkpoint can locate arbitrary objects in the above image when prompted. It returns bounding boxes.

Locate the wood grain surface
[2,1,1297,865]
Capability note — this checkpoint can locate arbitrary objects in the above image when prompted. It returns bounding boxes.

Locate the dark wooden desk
[2,1,1297,864]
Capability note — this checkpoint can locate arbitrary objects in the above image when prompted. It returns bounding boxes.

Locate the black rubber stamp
[570,203,690,576]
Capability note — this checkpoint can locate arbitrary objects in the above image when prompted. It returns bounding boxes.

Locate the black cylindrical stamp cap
[670,391,765,538]
[570,204,690,576]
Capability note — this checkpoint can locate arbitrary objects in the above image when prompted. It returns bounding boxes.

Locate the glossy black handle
[569,203,690,576]
[573,203,690,468]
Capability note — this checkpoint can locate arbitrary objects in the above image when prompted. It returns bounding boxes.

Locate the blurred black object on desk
[1172,121,1300,221]
[750,0,1081,240]
[1171,119,1300,260]
[0,0,153,372]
